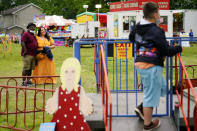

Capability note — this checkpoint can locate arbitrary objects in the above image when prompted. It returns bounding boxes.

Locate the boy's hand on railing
[177,45,183,53]
[174,45,183,53]
[172,41,183,53]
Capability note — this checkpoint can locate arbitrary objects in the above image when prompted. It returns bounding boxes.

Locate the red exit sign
[110,0,169,12]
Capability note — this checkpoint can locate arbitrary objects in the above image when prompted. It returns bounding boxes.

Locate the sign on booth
[114,43,133,59]
[110,0,169,12]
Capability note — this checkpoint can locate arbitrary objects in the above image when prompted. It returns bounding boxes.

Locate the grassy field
[0,43,97,130]
[1,43,197,90]
[0,43,97,92]
[0,43,197,130]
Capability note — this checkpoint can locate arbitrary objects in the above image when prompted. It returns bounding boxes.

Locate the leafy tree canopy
[0,0,197,19]
[0,0,110,19]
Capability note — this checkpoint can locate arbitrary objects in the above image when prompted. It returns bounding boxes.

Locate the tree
[0,0,110,19]
[170,0,197,9]
[0,0,14,11]
[1,0,197,18]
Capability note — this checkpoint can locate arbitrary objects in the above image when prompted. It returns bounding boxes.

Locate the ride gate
[75,38,197,130]
[74,39,170,117]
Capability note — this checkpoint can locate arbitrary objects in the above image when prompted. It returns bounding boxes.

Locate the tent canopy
[76,12,97,21]
[36,15,73,27]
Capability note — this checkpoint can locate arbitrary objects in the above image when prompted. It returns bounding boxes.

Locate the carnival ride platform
[86,92,196,131]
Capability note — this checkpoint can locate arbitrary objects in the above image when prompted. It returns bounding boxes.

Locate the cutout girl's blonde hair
[60,58,81,92]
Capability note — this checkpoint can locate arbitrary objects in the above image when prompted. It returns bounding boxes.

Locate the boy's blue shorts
[136,66,166,107]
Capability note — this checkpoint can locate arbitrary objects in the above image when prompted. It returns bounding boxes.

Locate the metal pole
[86,8,87,38]
[174,102,180,131]
[98,8,99,22]
[74,41,81,84]
[98,8,99,39]
[74,41,80,62]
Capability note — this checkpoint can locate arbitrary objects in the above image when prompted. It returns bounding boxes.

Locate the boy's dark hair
[143,2,159,19]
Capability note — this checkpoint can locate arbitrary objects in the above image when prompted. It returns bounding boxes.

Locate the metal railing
[169,37,197,130]
[74,41,113,131]
[0,76,58,130]
[174,54,197,131]
[99,44,112,131]
[94,40,170,117]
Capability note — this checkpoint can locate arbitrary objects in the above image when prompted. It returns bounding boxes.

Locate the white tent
[36,15,73,27]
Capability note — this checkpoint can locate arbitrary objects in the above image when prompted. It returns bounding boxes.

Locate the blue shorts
[136,66,166,107]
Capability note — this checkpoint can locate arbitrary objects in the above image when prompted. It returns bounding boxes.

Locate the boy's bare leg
[143,107,153,125]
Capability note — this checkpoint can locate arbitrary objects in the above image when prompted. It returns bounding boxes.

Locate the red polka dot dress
[51,86,91,131]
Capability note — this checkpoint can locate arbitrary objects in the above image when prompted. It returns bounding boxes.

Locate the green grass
[181,44,197,65]
[0,43,97,130]
[107,57,135,91]
[0,43,197,130]
[176,44,197,79]
[0,44,96,92]
[1,43,196,91]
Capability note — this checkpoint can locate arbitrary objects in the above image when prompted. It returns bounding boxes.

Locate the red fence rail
[0,76,57,130]
[175,54,197,131]
[0,69,112,130]
[99,44,112,131]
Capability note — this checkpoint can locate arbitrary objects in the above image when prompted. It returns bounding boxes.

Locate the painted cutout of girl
[45,58,93,131]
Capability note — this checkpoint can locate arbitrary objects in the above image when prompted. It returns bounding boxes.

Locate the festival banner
[113,14,119,37]
[33,14,45,23]
[98,27,107,38]
[110,0,169,12]
[159,16,168,32]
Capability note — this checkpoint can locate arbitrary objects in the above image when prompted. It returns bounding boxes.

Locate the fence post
[174,102,180,131]
[194,105,197,131]
[166,55,169,116]
[96,44,101,93]
[170,40,174,117]
[74,41,81,62]
[74,41,81,84]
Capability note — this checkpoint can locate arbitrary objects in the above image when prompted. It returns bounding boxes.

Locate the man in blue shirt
[189,29,194,38]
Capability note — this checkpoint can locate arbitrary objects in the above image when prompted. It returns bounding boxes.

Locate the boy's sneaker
[143,119,160,131]
[134,103,144,120]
